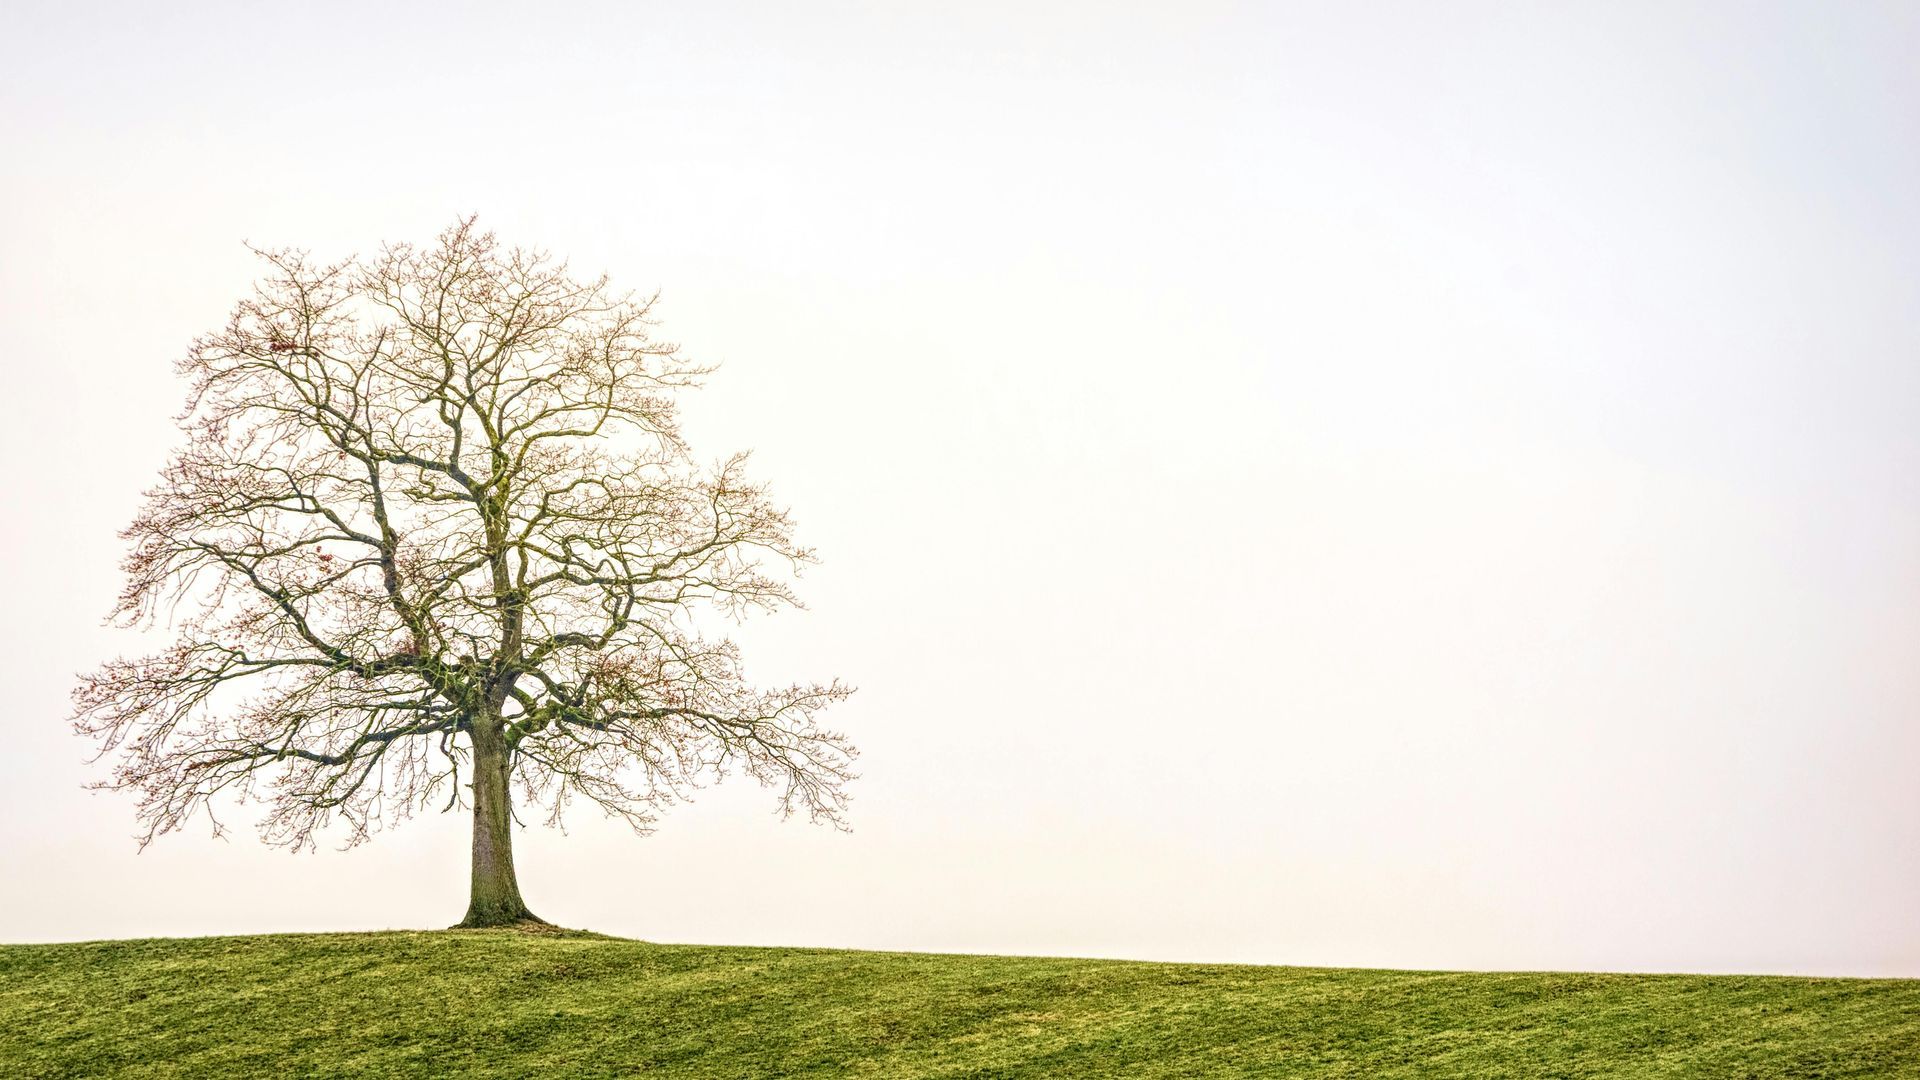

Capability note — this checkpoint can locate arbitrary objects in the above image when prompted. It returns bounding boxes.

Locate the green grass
[2,930,1916,1078]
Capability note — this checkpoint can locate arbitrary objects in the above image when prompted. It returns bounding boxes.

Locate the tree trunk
[455,719,545,927]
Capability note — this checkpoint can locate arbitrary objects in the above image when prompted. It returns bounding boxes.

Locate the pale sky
[3,1,1918,977]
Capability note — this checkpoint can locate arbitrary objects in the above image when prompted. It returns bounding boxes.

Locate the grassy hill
[2,929,1916,1078]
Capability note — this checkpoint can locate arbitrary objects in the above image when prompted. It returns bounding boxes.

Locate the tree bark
[455,718,545,927]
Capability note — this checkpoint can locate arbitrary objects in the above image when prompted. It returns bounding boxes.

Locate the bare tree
[74,218,855,927]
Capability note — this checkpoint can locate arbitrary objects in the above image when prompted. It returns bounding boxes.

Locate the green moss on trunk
[456,722,544,928]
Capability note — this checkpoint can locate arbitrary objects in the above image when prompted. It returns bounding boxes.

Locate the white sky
[3,1,1918,976]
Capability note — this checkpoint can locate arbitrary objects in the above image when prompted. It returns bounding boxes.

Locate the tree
[73,218,856,927]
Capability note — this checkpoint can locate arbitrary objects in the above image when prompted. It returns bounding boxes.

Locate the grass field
[2,928,1916,1078]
